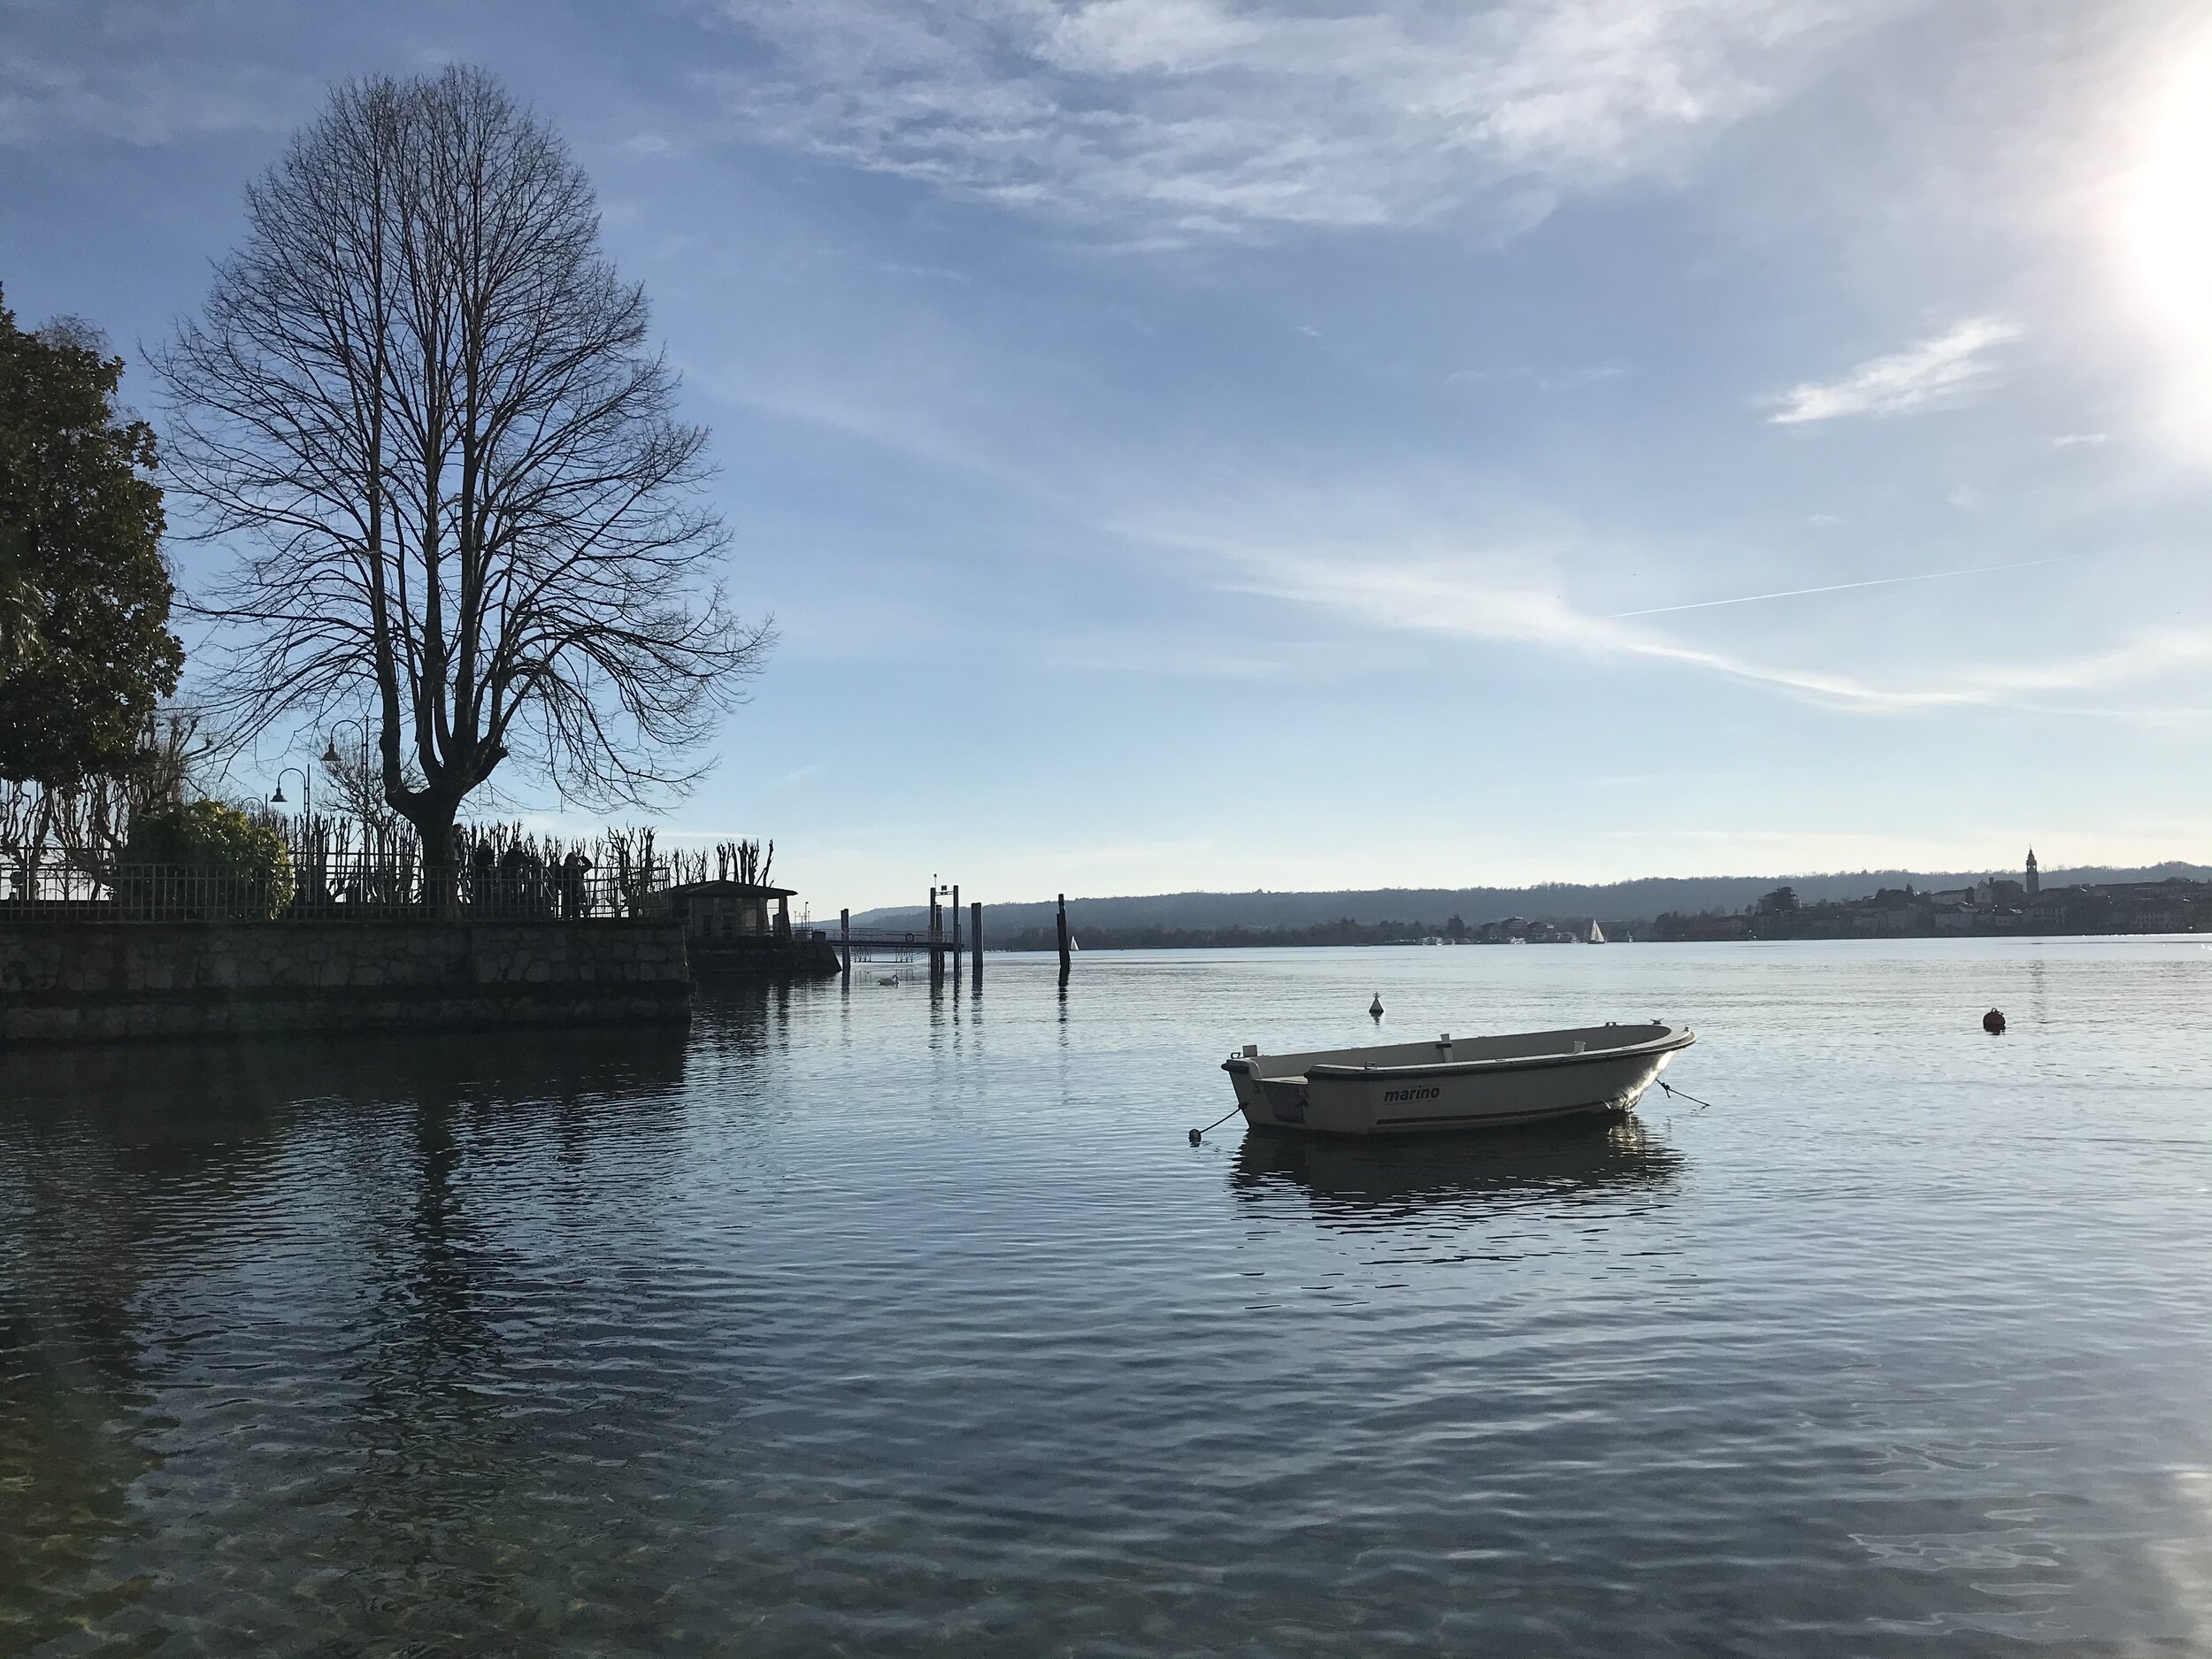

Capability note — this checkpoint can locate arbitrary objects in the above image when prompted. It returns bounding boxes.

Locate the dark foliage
[119,799,294,920]
[0,290,182,784]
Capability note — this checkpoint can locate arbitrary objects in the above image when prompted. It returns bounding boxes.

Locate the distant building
[1645,846,2210,943]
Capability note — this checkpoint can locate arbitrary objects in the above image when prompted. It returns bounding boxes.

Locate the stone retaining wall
[0,920,691,1044]
[690,932,842,978]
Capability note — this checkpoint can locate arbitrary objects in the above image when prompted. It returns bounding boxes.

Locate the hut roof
[661,879,797,899]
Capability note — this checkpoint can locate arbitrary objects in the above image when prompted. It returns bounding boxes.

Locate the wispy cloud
[1768,316,2022,425]
[1607,552,2089,618]
[0,7,315,149]
[700,0,1888,236]
[1133,525,2209,715]
[1214,543,1977,708]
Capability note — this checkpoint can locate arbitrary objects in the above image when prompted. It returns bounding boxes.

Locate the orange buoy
[1983,1008,2006,1035]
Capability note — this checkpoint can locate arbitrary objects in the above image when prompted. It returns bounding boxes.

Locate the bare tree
[0,706,215,885]
[317,726,411,838]
[157,66,770,898]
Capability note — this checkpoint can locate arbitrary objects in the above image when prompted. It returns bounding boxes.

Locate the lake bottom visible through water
[6,938,2212,1655]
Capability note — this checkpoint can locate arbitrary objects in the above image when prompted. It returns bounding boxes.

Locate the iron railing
[0,853,673,924]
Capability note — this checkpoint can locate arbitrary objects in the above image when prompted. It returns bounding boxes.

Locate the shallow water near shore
[6,938,2212,1655]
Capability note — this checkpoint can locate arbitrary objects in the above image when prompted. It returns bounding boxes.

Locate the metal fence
[0,853,672,924]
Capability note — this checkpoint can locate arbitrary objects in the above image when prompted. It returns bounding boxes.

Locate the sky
[5,0,2212,911]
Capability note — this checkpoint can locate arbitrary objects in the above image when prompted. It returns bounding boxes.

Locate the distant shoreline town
[1649,850,2206,942]
[982,852,2212,949]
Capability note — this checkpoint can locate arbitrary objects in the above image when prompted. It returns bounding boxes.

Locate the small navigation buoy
[1188,1128,1202,1146]
[1983,1008,2006,1035]
[1370,994,1384,1020]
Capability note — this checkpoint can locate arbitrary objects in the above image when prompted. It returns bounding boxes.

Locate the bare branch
[157,65,771,861]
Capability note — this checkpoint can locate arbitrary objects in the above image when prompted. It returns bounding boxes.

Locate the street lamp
[270,764,309,822]
[321,718,367,774]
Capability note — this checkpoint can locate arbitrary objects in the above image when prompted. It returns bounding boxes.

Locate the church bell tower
[2025,848,2039,897]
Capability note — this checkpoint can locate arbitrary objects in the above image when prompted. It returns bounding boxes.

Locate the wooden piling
[971,901,983,993]
[929,884,944,986]
[839,908,851,978]
[951,883,962,972]
[1056,893,1071,982]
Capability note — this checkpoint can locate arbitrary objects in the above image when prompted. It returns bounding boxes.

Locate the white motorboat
[1222,1022,1694,1137]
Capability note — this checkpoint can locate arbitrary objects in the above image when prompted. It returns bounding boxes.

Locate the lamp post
[320,718,368,792]
[315,719,380,907]
[269,765,309,823]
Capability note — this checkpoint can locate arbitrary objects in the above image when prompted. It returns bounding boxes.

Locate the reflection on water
[1232,1115,1681,1225]
[9,941,2212,1655]
[0,1024,692,1160]
[0,1022,697,1654]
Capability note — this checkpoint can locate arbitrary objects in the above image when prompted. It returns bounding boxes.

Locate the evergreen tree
[0,289,182,784]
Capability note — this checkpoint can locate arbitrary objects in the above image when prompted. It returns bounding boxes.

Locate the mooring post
[951,883,962,972]
[840,908,851,978]
[1056,893,1071,983]
[929,883,944,986]
[971,901,983,994]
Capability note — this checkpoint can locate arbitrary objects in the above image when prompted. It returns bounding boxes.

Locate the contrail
[1607,553,2087,620]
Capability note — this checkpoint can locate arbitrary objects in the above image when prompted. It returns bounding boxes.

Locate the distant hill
[855,863,2212,938]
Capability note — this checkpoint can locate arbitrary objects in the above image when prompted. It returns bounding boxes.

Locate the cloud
[1606,553,2085,619]
[1133,524,2212,716]
[1768,316,2022,425]
[1214,542,1978,708]
[701,0,1889,236]
[0,4,315,149]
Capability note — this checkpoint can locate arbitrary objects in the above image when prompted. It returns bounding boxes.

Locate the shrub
[119,799,294,919]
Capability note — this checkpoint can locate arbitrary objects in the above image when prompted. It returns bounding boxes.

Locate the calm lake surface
[6,939,2212,1655]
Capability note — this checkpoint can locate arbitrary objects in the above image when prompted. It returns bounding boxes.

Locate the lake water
[6,939,2212,1655]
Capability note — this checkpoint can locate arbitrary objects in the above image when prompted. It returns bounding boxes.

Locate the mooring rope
[1188,1105,1246,1146]
[1656,1079,1715,1112]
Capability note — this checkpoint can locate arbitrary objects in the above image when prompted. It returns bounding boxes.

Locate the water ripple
[6,941,2212,1654]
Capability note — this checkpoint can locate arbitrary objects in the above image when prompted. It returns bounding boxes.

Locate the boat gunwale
[1224,1026,1694,1083]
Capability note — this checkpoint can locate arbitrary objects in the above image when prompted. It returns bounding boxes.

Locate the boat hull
[1224,1024,1693,1138]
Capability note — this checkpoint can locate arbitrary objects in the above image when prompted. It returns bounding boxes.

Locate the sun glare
[2123,25,2212,449]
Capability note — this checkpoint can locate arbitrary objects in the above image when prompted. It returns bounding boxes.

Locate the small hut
[654,879,795,942]
[646,879,838,977]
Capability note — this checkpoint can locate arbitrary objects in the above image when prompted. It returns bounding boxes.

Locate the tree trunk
[400,795,463,918]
